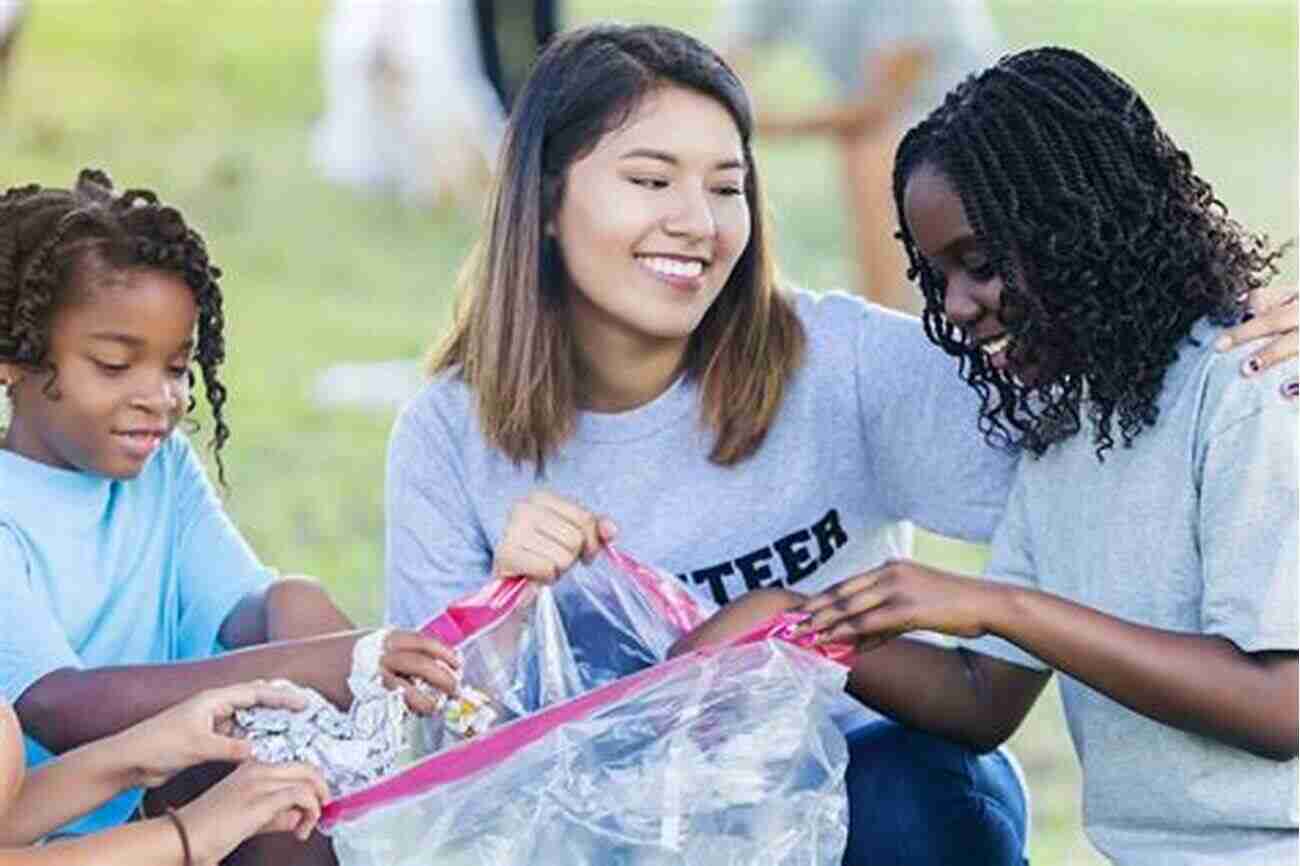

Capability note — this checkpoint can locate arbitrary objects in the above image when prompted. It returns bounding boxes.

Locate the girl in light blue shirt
[0,170,460,857]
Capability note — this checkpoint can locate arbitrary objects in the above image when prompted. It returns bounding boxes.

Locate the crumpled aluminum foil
[234,629,502,797]
[233,679,409,797]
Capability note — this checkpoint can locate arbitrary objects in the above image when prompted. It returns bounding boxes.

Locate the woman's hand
[797,559,1006,651]
[493,491,618,584]
[178,761,330,866]
[378,630,462,715]
[1218,283,1298,385]
[120,682,309,788]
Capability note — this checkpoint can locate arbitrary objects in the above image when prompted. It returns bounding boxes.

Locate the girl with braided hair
[0,170,463,862]
[785,47,1296,864]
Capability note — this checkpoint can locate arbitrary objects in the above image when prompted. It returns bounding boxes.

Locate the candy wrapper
[320,547,856,866]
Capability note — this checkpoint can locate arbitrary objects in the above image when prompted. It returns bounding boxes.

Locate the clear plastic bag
[322,548,853,865]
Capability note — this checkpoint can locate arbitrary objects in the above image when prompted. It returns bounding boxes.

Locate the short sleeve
[171,438,275,659]
[1197,399,1298,651]
[0,525,82,704]
[384,394,493,628]
[959,468,1051,671]
[855,303,1015,541]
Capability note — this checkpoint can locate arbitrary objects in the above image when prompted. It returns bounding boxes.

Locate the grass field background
[1,2,1294,862]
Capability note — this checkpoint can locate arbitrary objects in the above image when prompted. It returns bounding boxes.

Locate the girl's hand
[178,761,329,866]
[122,682,309,788]
[797,559,1004,650]
[493,490,618,584]
[1218,283,1298,382]
[669,588,804,658]
[379,630,462,715]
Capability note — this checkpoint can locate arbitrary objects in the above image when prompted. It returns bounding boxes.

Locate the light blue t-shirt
[0,434,274,834]
[385,290,1015,728]
[965,320,1298,865]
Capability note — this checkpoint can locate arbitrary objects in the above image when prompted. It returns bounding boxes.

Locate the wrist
[163,807,198,866]
[980,582,1027,638]
[94,727,153,789]
[175,803,222,866]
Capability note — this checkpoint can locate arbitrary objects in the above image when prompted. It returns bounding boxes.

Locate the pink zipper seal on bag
[321,548,853,829]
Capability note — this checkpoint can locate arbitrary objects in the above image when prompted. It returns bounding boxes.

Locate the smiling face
[903,162,1060,387]
[2,265,196,479]
[550,85,750,361]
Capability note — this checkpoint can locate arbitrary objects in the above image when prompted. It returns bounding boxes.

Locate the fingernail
[1282,380,1298,400]
[1214,335,1232,351]
[1242,357,1260,376]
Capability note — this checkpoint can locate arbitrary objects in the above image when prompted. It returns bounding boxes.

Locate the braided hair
[893,47,1286,458]
[0,169,231,481]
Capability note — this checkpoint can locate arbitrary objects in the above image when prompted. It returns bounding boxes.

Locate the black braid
[893,47,1287,459]
[0,169,232,483]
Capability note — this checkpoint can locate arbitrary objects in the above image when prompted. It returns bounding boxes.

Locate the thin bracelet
[164,806,194,866]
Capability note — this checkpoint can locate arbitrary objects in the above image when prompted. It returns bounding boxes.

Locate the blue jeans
[843,721,1029,866]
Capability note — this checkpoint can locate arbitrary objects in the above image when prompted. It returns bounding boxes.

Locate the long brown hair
[433,23,804,469]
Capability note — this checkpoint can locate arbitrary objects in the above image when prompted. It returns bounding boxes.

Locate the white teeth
[981,335,1011,356]
[638,256,704,278]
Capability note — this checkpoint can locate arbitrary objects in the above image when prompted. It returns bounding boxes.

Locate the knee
[842,723,1027,866]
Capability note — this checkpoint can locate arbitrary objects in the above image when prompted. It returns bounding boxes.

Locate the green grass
[2,2,1294,862]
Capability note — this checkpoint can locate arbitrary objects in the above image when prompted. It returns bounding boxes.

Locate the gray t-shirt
[385,291,1013,726]
[721,0,1000,129]
[965,319,1299,865]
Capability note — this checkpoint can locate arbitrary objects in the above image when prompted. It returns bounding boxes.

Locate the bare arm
[992,584,1296,760]
[218,576,355,648]
[0,818,190,866]
[1,761,328,866]
[17,622,465,758]
[2,683,311,846]
[802,561,1299,761]
[669,586,1047,751]
[843,638,1048,752]
[15,632,362,755]
[16,574,359,756]
[667,588,807,658]
[0,729,135,845]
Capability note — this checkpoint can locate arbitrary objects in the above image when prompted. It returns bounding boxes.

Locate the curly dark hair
[892,46,1286,459]
[0,168,231,482]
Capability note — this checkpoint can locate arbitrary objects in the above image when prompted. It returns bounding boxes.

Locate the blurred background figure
[311,0,507,209]
[719,0,1000,313]
[311,0,561,412]
[0,0,24,101]
[475,0,561,113]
